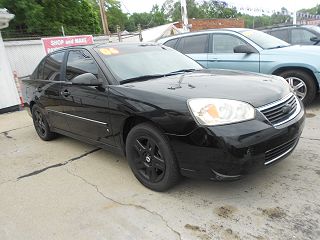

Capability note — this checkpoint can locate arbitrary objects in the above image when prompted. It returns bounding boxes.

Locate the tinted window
[66,50,99,81]
[291,29,317,45]
[42,51,65,80]
[213,34,247,53]
[176,34,208,54]
[164,39,178,49]
[269,29,289,43]
[35,60,45,79]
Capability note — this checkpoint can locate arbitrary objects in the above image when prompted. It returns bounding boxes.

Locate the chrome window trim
[47,109,108,125]
[257,93,301,127]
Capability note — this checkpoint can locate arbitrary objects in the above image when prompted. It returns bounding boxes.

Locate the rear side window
[66,50,99,81]
[176,34,209,54]
[269,29,289,43]
[42,51,65,81]
[164,39,178,49]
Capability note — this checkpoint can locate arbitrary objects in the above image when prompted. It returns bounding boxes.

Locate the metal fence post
[116,25,122,42]
[138,24,143,42]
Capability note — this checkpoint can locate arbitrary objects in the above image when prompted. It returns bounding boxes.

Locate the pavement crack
[2,131,13,139]
[0,125,33,135]
[66,169,182,240]
[17,148,100,180]
[301,137,320,141]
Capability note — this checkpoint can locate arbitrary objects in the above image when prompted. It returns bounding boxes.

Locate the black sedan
[23,43,305,191]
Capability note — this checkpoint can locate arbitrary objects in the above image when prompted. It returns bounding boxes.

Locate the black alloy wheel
[32,105,57,141]
[134,136,166,183]
[126,123,181,191]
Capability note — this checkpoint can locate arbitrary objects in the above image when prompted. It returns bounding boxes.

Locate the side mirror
[310,36,320,43]
[233,45,256,54]
[71,73,101,86]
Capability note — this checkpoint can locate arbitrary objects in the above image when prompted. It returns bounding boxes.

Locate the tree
[0,0,101,37]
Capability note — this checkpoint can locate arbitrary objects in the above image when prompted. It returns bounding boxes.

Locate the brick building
[174,18,245,31]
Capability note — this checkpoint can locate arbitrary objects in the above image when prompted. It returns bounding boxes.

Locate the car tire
[32,104,57,141]
[279,70,317,105]
[126,122,181,191]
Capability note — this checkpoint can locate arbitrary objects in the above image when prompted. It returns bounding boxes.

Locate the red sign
[41,35,94,54]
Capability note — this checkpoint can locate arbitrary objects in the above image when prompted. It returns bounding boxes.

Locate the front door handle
[208,58,219,62]
[61,89,71,97]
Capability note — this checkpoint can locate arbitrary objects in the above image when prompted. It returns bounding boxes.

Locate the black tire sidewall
[126,123,180,191]
[32,105,55,141]
[279,70,317,105]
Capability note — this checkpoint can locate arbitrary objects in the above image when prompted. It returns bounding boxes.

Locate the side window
[270,29,289,43]
[291,29,317,45]
[164,39,178,49]
[66,50,99,81]
[42,51,65,81]
[176,34,209,54]
[213,34,247,53]
[35,60,45,79]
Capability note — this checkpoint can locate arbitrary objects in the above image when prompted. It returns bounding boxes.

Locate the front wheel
[126,123,181,191]
[279,70,317,105]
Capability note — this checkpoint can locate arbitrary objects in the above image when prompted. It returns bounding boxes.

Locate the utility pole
[180,0,189,32]
[99,0,109,36]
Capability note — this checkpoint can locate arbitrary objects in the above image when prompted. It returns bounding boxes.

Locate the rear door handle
[61,89,71,97]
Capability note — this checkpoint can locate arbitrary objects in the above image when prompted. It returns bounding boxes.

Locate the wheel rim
[285,77,307,100]
[34,110,47,137]
[132,136,166,183]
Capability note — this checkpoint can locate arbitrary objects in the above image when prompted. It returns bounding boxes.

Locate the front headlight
[187,98,255,126]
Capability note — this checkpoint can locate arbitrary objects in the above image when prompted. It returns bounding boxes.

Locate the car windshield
[239,29,290,49]
[305,25,320,33]
[96,44,202,83]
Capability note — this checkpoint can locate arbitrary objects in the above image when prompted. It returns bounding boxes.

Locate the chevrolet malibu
[23,43,305,191]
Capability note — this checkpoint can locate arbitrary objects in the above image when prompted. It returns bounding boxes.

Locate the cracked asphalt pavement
[0,98,320,240]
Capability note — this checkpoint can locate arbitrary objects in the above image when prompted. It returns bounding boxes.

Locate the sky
[120,0,320,14]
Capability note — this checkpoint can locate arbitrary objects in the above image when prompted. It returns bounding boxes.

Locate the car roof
[158,28,251,42]
[56,42,161,51]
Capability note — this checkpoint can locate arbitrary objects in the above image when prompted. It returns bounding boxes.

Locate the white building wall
[0,32,20,109]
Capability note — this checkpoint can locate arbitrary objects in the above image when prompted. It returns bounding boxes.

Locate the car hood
[121,69,291,108]
[264,45,320,56]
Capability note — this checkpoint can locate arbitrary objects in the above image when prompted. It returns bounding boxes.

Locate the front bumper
[167,106,305,180]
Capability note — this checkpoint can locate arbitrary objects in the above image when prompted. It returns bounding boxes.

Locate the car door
[175,34,209,68]
[34,50,70,131]
[207,33,260,73]
[60,49,114,146]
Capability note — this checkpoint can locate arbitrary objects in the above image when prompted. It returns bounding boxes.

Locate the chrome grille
[258,94,300,126]
[265,138,298,165]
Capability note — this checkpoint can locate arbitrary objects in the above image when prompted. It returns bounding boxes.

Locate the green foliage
[0,0,101,37]
[0,0,319,39]
[300,4,320,15]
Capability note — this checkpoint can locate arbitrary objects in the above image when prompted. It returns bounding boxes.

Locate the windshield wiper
[266,45,289,50]
[165,69,197,76]
[120,69,198,84]
[121,74,164,84]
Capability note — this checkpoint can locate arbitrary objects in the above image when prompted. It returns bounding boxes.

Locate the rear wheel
[279,70,317,105]
[126,123,181,191]
[32,105,57,141]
